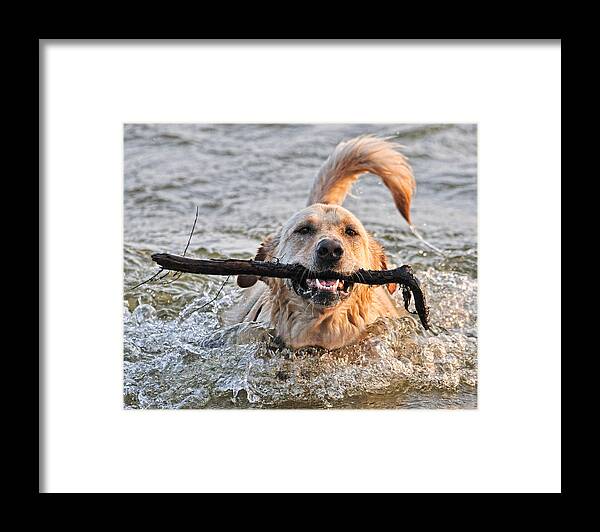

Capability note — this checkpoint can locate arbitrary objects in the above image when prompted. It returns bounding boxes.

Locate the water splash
[123,267,477,409]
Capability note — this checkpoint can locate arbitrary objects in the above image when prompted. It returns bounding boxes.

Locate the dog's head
[239,203,396,310]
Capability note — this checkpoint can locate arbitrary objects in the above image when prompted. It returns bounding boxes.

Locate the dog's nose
[316,239,344,262]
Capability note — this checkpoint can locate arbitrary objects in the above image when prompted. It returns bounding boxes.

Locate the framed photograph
[41,39,561,493]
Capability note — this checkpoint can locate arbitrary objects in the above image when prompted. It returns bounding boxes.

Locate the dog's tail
[307,135,416,224]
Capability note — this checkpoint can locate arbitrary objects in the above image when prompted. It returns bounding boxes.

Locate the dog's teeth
[305,278,341,291]
[315,278,339,291]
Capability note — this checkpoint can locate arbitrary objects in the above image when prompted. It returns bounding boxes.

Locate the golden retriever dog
[228,135,416,349]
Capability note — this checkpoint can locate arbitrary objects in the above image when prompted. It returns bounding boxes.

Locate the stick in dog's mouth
[150,253,430,329]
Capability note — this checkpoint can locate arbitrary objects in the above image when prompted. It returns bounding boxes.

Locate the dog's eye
[345,227,358,237]
[295,225,313,235]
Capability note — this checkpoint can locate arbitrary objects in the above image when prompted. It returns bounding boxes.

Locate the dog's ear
[369,237,397,294]
[237,234,279,288]
[378,253,397,295]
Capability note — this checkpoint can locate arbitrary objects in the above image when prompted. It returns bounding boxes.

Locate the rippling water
[123,123,477,409]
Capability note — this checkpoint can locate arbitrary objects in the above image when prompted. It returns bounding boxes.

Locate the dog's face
[272,204,391,309]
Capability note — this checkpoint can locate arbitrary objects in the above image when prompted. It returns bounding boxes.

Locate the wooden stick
[151,253,430,329]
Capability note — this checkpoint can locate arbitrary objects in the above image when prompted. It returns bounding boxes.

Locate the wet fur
[227,135,416,349]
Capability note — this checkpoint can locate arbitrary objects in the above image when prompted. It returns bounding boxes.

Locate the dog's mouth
[291,276,355,307]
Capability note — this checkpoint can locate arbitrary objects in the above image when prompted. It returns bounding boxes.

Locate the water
[123,123,477,409]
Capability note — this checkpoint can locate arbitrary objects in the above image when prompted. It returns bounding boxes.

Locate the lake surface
[123,124,477,409]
